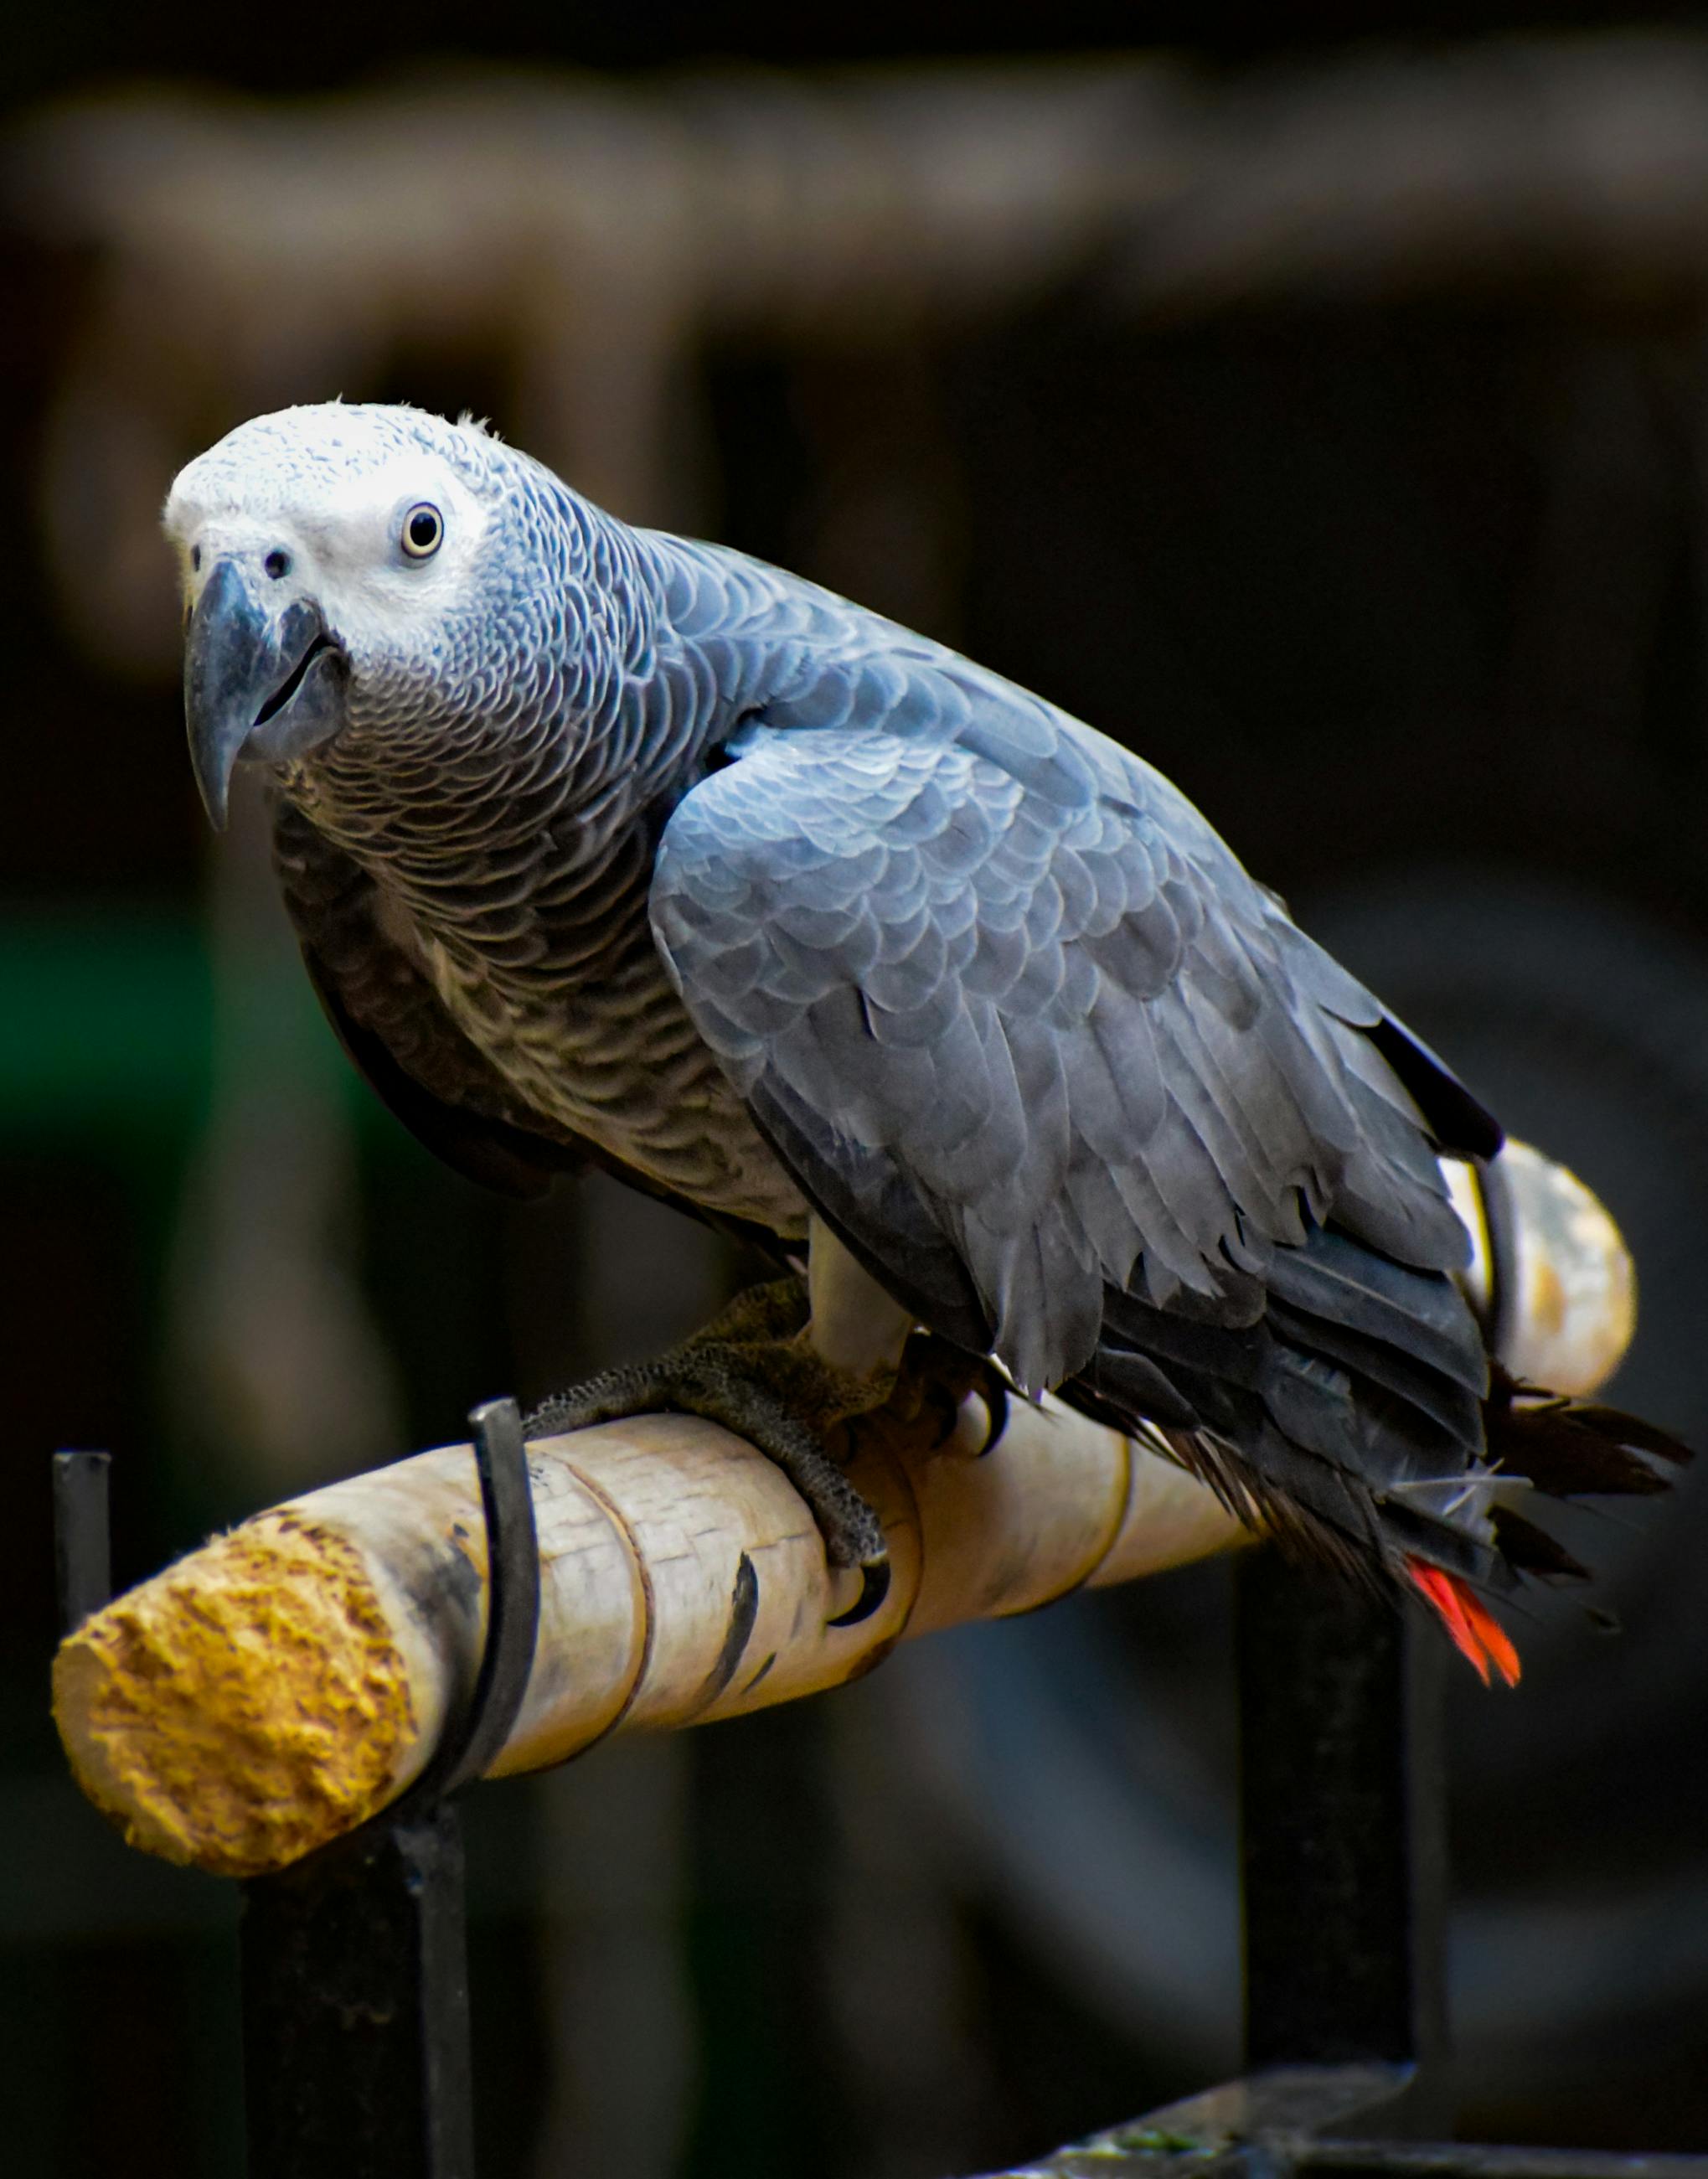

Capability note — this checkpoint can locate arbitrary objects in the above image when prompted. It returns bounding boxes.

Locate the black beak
[183,558,343,829]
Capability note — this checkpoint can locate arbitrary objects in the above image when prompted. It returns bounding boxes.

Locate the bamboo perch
[54,1143,1633,1879]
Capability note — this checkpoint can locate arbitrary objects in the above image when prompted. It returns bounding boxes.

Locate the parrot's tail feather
[1406,1559,1521,1687]
[1488,1504,1589,1581]
[1484,1364,1692,1498]
[1062,1225,1690,1686]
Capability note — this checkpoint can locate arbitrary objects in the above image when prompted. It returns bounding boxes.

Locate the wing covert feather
[652,671,1493,1393]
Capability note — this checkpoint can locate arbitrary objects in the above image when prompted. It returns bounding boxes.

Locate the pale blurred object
[163,776,403,1496]
[13,60,1189,674]
[530,1739,698,2179]
[1446,1141,1638,1398]
[823,1678,996,2178]
[22,42,1708,688]
[1112,35,1708,312]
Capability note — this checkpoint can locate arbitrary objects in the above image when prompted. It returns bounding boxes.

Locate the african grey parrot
[165,402,1684,1670]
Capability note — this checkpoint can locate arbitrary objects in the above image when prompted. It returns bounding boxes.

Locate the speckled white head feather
[163,401,631,825]
[164,404,509,676]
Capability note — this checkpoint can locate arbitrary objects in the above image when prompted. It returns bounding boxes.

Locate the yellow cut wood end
[51,1513,420,1877]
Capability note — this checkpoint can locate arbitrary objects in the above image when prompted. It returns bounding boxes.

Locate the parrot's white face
[167,436,495,665]
[163,404,519,826]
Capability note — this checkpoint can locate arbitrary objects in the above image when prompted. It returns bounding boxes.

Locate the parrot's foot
[889,1332,1015,1458]
[523,1278,897,1627]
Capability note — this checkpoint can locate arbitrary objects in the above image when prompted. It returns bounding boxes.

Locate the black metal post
[52,1449,112,1634]
[963,1551,1708,2176]
[1236,1547,1447,2109]
[241,1805,477,2177]
[239,1399,540,2179]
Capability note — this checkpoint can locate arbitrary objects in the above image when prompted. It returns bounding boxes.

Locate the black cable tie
[308,1397,541,1856]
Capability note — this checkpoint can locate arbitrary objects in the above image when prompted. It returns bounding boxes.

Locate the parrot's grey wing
[272,796,591,1198]
[652,689,1495,1402]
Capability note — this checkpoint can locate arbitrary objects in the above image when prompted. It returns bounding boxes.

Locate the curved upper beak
[184,557,344,829]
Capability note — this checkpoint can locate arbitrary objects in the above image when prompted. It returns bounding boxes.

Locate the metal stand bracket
[48,1401,541,2179]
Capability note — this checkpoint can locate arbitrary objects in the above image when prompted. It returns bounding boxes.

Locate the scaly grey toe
[522,1340,889,1608]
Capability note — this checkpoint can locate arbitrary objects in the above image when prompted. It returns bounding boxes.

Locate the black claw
[827,1557,891,1629]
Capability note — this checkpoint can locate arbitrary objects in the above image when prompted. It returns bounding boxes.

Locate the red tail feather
[1406,1559,1521,1687]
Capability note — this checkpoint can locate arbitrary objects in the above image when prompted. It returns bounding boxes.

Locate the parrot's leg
[524,1227,916,1626]
[806,1221,1014,1454]
[802,1218,915,1377]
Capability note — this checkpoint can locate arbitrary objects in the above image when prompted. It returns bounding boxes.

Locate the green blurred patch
[0,907,214,1137]
[0,902,369,1146]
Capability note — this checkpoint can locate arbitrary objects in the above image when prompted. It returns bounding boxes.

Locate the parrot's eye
[401,503,444,560]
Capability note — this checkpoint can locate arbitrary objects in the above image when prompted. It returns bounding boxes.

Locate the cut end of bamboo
[52,1513,420,1877]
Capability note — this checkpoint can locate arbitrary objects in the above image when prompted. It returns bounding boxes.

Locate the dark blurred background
[8,6,1708,2175]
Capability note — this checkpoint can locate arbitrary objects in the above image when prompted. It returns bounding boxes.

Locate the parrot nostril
[264,549,292,581]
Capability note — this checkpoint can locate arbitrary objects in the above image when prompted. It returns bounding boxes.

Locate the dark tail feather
[1484,1363,1692,1500]
[1362,1013,1504,1161]
[1426,1366,1695,1681]
[1069,1250,1690,1691]
[1489,1505,1589,1582]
